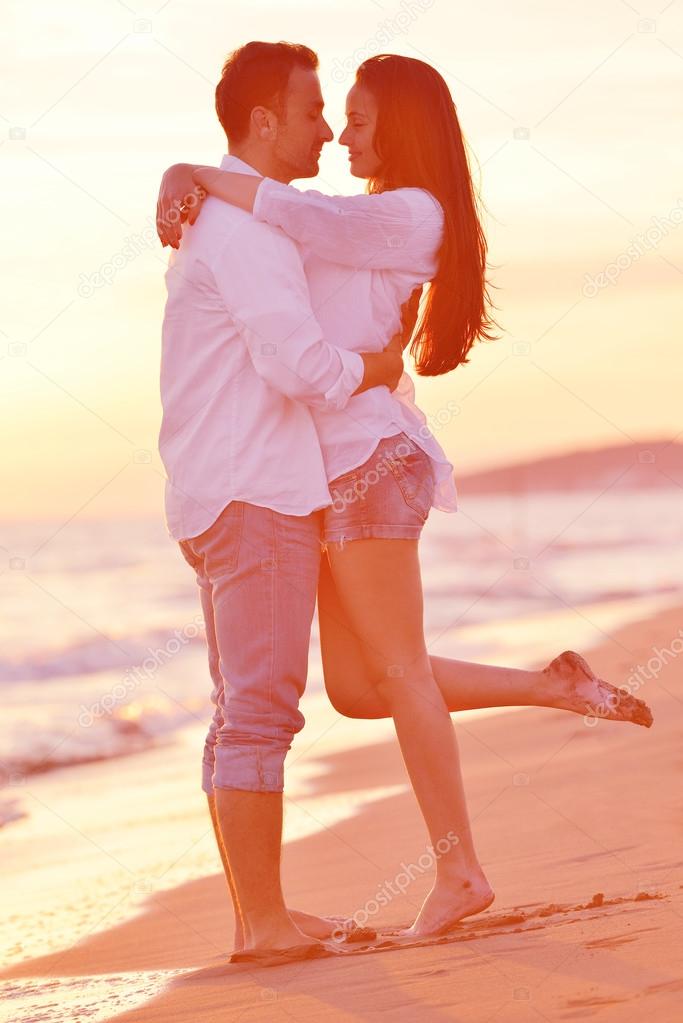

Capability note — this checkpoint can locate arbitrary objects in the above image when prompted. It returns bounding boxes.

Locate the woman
[157,54,652,937]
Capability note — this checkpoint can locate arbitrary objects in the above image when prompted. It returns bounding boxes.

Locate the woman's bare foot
[401,871,495,937]
[543,650,653,727]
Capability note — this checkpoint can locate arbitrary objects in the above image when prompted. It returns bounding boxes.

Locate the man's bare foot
[400,871,495,937]
[237,918,324,956]
[232,909,348,952]
[543,650,653,727]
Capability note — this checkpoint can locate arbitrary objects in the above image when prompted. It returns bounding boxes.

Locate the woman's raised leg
[323,537,494,936]
[318,554,652,727]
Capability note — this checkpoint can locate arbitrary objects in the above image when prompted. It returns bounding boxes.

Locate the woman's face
[339,83,381,179]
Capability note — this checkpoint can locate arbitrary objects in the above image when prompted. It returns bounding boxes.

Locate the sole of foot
[544,650,653,727]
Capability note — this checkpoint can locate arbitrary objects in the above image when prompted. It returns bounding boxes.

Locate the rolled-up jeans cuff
[212,744,286,793]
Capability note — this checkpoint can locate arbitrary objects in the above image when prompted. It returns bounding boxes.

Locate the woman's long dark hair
[356,54,500,375]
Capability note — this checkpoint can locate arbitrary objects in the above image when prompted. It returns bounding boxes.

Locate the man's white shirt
[159,155,364,540]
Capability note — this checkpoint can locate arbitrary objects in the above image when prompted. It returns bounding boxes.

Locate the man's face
[272,67,333,179]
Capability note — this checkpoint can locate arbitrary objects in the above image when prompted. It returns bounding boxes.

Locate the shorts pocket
[329,469,362,513]
[386,448,435,522]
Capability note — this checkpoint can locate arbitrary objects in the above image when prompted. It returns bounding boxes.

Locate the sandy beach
[2,599,682,1022]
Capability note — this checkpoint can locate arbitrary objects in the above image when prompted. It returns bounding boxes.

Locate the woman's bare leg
[318,555,652,727]
[324,538,494,936]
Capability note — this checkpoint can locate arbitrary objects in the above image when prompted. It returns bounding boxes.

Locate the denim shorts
[323,432,435,546]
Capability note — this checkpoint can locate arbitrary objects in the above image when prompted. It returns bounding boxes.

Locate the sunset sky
[3,0,682,520]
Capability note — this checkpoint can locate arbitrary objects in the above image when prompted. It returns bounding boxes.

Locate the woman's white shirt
[252,177,459,512]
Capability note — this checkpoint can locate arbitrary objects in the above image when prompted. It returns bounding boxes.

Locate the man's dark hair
[215,41,319,143]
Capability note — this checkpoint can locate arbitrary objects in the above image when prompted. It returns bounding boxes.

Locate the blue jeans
[178,501,322,794]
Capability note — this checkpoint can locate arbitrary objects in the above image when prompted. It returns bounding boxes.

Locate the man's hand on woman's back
[354,336,404,397]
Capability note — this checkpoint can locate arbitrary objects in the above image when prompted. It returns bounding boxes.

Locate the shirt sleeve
[252,179,444,274]
[208,221,364,411]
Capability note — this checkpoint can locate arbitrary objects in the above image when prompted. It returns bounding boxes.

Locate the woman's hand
[156,163,207,249]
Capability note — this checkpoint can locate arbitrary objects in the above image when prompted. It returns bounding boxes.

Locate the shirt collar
[220,154,261,176]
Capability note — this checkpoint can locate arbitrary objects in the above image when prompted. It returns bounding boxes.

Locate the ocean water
[1,487,682,825]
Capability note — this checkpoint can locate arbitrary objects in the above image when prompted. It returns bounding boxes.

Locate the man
[157,41,402,964]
